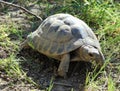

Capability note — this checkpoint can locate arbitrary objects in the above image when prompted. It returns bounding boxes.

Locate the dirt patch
[0,47,7,59]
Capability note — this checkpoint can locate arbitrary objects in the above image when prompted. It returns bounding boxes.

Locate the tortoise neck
[77,45,88,61]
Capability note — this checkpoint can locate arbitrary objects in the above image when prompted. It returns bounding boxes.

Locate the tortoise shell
[27,14,100,56]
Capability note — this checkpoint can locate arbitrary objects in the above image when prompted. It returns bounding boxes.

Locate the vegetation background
[0,0,120,91]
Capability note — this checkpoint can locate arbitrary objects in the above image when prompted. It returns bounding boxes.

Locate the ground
[0,0,120,91]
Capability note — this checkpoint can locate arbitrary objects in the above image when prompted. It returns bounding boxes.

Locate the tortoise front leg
[58,53,70,78]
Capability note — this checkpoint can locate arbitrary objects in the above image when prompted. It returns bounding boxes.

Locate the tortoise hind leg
[20,40,29,49]
[57,53,70,78]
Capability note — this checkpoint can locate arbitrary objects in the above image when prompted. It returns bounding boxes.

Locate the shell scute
[63,17,76,25]
[57,44,65,54]
[49,42,59,54]
[71,25,88,39]
[56,25,72,43]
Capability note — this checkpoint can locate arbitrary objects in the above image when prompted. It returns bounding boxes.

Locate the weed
[0,55,24,79]
[108,75,116,91]
[46,78,54,91]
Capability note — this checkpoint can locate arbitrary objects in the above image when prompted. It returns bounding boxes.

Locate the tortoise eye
[89,53,94,57]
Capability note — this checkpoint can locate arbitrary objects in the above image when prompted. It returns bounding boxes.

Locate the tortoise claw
[57,69,67,78]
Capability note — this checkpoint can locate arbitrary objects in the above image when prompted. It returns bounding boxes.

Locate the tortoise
[21,13,105,78]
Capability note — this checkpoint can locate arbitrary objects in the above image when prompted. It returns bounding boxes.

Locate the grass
[0,55,25,80]
[0,23,37,86]
[108,75,116,91]
[0,0,120,91]
[0,24,22,54]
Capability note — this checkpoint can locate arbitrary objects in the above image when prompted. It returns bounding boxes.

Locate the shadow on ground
[18,48,92,91]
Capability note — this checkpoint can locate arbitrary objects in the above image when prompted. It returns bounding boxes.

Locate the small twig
[0,0,43,21]
[53,82,72,87]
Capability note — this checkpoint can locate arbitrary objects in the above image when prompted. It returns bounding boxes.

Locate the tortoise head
[79,45,105,66]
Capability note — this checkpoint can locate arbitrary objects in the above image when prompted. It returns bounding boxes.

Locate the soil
[0,47,7,59]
